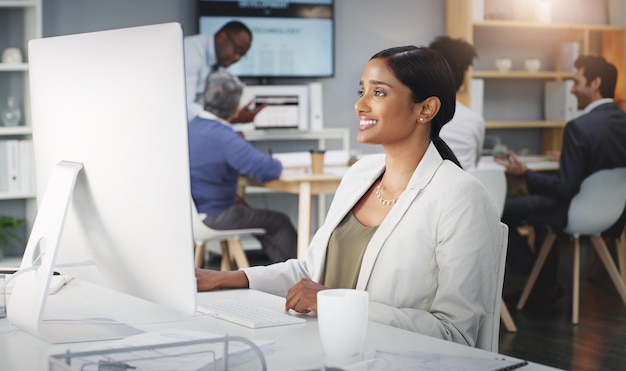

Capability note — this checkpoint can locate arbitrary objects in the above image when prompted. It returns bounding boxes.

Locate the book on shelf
[0,139,34,194]
[472,0,484,21]
[18,139,34,193]
[470,78,484,117]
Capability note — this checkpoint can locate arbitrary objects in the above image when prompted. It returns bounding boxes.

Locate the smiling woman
[355,46,458,166]
[196,45,503,349]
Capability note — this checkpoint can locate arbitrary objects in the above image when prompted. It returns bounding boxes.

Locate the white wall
[326,0,446,155]
[42,0,197,36]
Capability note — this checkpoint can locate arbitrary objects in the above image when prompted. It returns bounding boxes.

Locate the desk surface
[243,166,347,185]
[255,167,345,195]
[479,155,559,172]
[0,281,559,370]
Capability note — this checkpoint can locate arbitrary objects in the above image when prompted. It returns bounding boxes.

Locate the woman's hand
[195,268,249,292]
[285,278,327,313]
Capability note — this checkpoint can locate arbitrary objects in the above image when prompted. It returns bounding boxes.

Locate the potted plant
[0,215,23,260]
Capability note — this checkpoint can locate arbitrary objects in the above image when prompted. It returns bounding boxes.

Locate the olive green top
[321,211,378,289]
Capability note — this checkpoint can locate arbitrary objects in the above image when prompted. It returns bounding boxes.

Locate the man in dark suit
[496,55,626,305]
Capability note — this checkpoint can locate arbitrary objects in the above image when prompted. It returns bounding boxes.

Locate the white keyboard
[197,299,306,329]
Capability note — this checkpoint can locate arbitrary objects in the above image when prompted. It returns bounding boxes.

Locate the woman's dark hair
[428,35,477,92]
[370,46,461,167]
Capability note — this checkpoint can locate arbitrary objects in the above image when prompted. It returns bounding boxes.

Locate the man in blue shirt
[189,69,297,263]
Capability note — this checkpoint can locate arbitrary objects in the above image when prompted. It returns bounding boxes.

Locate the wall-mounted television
[197,0,334,79]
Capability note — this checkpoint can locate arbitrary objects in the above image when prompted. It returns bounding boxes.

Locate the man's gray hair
[203,68,245,120]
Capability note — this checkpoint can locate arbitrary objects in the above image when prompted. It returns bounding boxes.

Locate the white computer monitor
[7,23,197,343]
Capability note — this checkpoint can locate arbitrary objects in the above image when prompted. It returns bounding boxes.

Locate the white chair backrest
[566,168,626,236]
[469,167,507,217]
[190,199,265,243]
[476,222,509,353]
[190,200,214,243]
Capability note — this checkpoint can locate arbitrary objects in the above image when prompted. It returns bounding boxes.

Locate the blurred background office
[2,1,625,369]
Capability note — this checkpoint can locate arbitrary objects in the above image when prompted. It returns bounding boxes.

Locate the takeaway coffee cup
[310,148,326,174]
[317,289,369,358]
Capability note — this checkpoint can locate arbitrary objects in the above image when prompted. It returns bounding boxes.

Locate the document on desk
[356,350,528,370]
[48,329,274,371]
[272,150,349,168]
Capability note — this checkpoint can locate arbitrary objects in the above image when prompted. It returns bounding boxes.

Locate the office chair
[516,168,626,324]
[191,201,265,270]
[468,167,507,216]
[618,227,626,283]
[469,167,517,333]
[476,222,509,353]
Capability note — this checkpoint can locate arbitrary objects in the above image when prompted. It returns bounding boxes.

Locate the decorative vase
[1,47,23,64]
[524,58,541,73]
[495,57,512,72]
[2,96,22,127]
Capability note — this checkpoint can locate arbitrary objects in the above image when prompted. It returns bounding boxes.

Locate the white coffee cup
[317,289,369,359]
[495,57,512,72]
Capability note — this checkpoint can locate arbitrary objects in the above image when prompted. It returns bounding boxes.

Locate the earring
[418,117,424,122]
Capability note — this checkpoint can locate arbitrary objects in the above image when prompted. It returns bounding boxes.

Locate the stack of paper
[272,150,349,169]
[337,350,528,371]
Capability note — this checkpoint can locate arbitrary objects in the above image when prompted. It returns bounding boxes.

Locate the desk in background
[519,155,560,172]
[242,167,347,258]
[478,155,559,199]
[235,128,351,257]
[239,127,351,153]
[0,281,559,370]
[478,155,559,172]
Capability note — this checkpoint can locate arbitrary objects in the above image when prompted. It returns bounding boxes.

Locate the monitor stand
[7,161,142,343]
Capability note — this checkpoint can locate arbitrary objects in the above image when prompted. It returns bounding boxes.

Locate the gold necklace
[375,177,399,205]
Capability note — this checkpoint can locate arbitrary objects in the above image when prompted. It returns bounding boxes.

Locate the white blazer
[243,142,502,346]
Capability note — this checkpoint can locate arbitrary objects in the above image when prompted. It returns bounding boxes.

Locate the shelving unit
[446,0,626,153]
[0,0,42,256]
